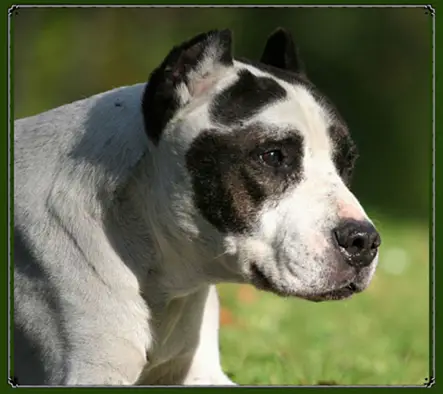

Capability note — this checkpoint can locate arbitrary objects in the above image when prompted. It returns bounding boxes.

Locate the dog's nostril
[351,236,365,251]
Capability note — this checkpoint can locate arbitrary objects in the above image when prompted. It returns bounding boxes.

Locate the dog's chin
[296,283,361,302]
[249,262,365,302]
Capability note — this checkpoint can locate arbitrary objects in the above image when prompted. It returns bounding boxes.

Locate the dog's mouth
[249,263,361,301]
[298,282,360,302]
[250,263,289,297]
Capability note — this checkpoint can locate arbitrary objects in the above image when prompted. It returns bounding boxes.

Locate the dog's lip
[300,282,360,302]
[249,262,361,301]
[249,263,288,296]
[250,263,274,290]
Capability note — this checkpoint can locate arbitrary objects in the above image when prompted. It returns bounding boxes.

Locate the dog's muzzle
[248,219,381,301]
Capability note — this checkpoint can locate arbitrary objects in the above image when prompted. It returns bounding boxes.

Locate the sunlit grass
[218,216,430,385]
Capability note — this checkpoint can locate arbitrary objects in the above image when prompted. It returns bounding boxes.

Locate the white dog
[13,28,381,386]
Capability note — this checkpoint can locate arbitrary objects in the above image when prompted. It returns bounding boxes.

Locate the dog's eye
[259,150,285,167]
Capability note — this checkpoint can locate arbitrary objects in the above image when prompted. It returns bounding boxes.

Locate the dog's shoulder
[13,86,154,380]
[14,83,149,221]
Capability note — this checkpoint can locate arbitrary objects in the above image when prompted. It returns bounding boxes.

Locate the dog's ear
[260,28,305,75]
[142,29,234,145]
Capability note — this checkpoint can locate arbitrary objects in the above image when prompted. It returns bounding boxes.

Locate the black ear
[260,28,304,74]
[142,29,233,145]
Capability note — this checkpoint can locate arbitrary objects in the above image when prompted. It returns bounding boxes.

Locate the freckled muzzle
[245,219,381,302]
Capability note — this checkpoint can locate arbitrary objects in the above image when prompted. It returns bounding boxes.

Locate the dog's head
[142,29,381,301]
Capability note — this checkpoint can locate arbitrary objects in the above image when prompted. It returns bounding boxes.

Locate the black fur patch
[185,125,304,233]
[210,69,287,126]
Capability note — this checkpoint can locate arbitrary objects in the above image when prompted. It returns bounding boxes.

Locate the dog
[13,28,381,386]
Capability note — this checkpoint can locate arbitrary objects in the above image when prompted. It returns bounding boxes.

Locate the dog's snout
[333,220,381,268]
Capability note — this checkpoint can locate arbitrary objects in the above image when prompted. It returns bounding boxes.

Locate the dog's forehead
[207,61,336,153]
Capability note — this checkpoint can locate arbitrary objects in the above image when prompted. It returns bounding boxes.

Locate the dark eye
[259,149,285,167]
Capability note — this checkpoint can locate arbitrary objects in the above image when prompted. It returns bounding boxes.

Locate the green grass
[217,215,430,386]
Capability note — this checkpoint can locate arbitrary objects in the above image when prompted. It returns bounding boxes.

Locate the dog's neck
[106,150,243,309]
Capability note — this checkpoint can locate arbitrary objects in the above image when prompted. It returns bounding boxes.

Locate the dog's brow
[209,69,286,126]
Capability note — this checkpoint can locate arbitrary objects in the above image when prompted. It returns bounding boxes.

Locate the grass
[217,214,430,386]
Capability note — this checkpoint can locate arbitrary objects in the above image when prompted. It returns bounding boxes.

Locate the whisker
[212,250,229,261]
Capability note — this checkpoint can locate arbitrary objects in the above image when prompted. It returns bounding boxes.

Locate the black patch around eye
[185,127,304,234]
[185,130,248,233]
[210,69,286,126]
[238,167,267,203]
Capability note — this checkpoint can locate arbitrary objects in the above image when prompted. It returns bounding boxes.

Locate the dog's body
[14,83,231,385]
[13,29,380,385]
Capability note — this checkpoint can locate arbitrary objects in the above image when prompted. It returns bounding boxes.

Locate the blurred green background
[13,7,431,385]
